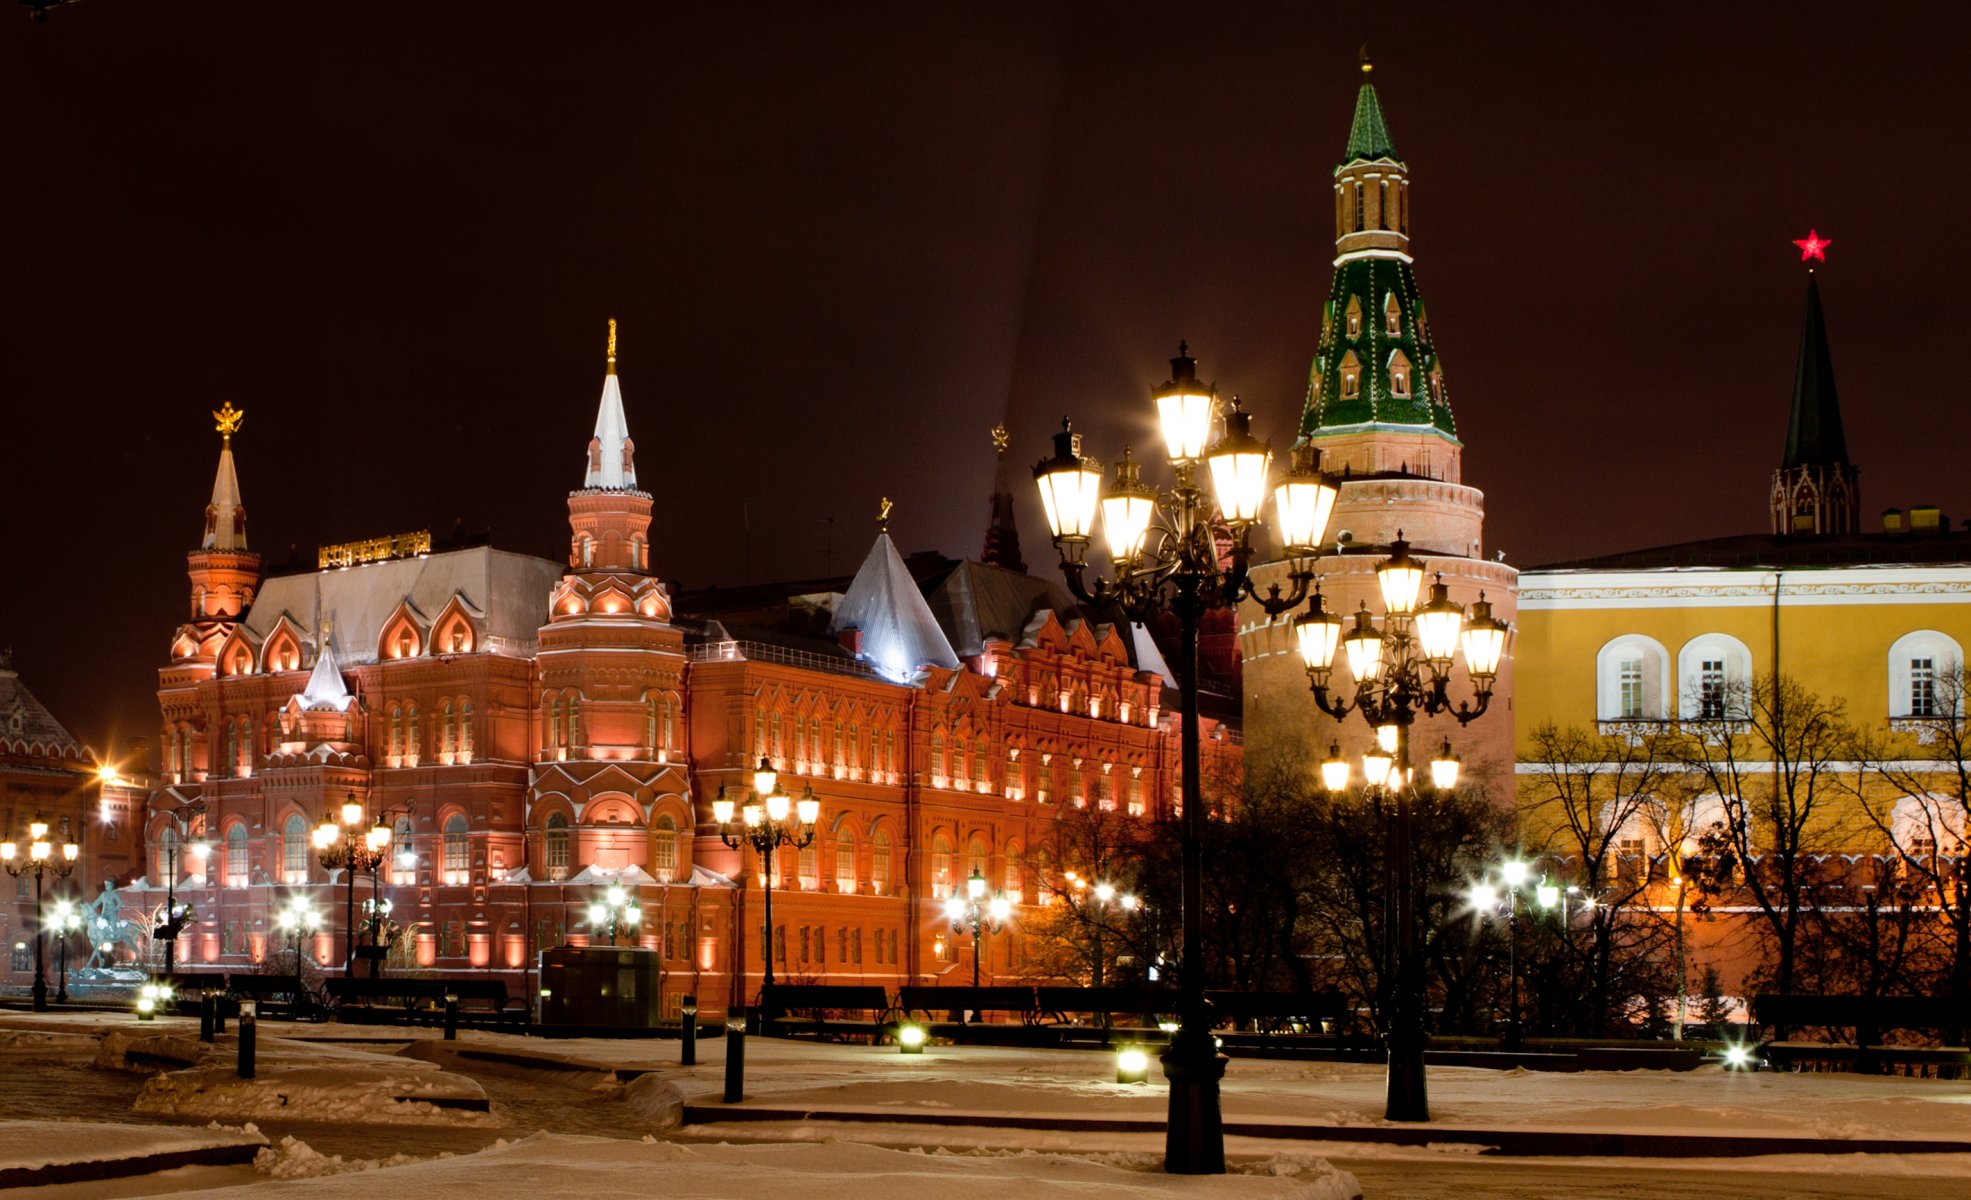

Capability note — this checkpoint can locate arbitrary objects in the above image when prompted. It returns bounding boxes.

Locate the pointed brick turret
[980,424,1027,573]
[1771,272,1860,534]
[568,320,655,574]
[183,404,261,640]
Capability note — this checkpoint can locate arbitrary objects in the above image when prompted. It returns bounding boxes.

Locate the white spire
[297,631,353,712]
[831,529,960,683]
[584,318,637,490]
[203,402,248,550]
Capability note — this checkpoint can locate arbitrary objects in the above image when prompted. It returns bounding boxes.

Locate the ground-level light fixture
[897,1023,926,1054]
[1116,1045,1150,1084]
[1723,1044,1755,1070]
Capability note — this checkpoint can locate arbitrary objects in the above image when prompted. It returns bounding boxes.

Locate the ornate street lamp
[1303,543,1510,1123]
[587,884,644,947]
[314,794,406,977]
[2,816,81,1011]
[714,757,820,1009]
[152,803,209,980]
[944,867,1013,992]
[47,899,79,1003]
[1034,344,1337,1174]
[1469,857,1534,1051]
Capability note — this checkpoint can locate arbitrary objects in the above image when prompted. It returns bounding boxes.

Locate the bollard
[199,992,215,1043]
[237,1000,257,1079]
[722,1009,746,1103]
[680,994,697,1066]
[214,994,226,1036]
[443,993,459,1041]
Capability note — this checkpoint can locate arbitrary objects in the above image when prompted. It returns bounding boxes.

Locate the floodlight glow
[1115,1046,1150,1084]
[1723,1044,1753,1069]
[898,1023,926,1053]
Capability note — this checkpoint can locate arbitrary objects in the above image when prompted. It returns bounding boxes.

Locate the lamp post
[2,816,81,1011]
[1303,542,1510,1123]
[275,894,321,1004]
[1469,858,1534,1051]
[587,884,644,947]
[47,899,80,1003]
[1033,344,1339,1175]
[713,757,820,1005]
[944,867,1013,992]
[313,794,405,977]
[154,811,210,980]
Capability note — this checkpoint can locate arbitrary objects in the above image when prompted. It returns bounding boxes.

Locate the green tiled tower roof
[1344,76,1399,161]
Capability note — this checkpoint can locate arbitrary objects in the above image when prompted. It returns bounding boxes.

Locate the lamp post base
[30,976,48,1013]
[1160,1030,1227,1174]
[1385,1035,1429,1122]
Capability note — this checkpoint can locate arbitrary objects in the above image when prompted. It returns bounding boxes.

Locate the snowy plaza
[2,1010,1970,1198]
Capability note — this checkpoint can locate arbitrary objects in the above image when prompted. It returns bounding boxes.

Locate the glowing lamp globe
[712,794,735,826]
[752,756,778,798]
[607,884,628,906]
[364,826,388,853]
[29,819,49,841]
[1429,742,1461,791]
[764,791,791,823]
[1375,724,1400,754]
[1093,882,1115,904]
[1471,884,1498,911]
[1376,535,1426,617]
[1271,442,1338,553]
[1414,578,1465,668]
[622,904,641,926]
[1032,419,1104,541]
[1460,593,1509,681]
[966,869,987,900]
[1341,608,1385,684]
[1536,884,1561,910]
[988,895,1012,922]
[1319,743,1351,793]
[587,902,608,926]
[1204,401,1272,525]
[1154,345,1216,464]
[795,788,820,826]
[1361,750,1394,789]
[1099,448,1158,564]
[340,798,364,827]
[741,802,763,829]
[1501,860,1530,888]
[313,822,337,850]
[0,842,14,862]
[943,896,967,922]
[1293,593,1343,675]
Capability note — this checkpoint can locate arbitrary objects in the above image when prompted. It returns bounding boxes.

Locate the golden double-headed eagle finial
[878,496,894,532]
[213,401,245,442]
[990,423,1009,454]
[607,317,618,372]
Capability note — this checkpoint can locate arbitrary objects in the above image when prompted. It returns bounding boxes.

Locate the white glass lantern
[313,821,337,850]
[1361,750,1394,789]
[1032,419,1104,541]
[1470,884,1499,911]
[1100,448,1159,563]
[752,756,778,798]
[1460,592,1509,682]
[764,790,791,823]
[1501,860,1530,888]
[1293,592,1343,675]
[1376,534,1426,617]
[1154,344,1217,464]
[943,896,967,923]
[1414,578,1465,669]
[741,802,763,829]
[1319,742,1351,793]
[340,798,364,827]
[1429,741,1461,791]
[1205,400,1272,525]
[796,787,820,826]
[1341,608,1385,684]
[712,793,735,826]
[1536,884,1561,910]
[1270,442,1338,554]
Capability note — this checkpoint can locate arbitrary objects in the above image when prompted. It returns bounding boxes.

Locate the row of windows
[1595,630,1964,723]
[160,813,474,888]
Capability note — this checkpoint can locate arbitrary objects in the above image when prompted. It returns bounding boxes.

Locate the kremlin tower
[1242,62,1518,796]
[1769,255,1860,535]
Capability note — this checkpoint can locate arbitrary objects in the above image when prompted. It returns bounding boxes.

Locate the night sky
[4,2,1966,760]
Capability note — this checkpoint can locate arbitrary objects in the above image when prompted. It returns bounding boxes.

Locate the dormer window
[1384,293,1402,337]
[1344,297,1363,339]
[1388,349,1412,398]
[1340,351,1361,399]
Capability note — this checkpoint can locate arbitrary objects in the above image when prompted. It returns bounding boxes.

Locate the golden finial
[213,402,245,443]
[320,616,334,641]
[1359,44,1372,76]
[878,496,894,533]
[606,317,618,374]
[990,423,1009,455]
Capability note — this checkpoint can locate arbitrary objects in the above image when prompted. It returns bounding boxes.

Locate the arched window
[930,834,954,899]
[225,823,248,888]
[1340,351,1361,399]
[1595,635,1672,724]
[652,814,678,883]
[544,812,570,880]
[930,730,946,786]
[1003,843,1024,903]
[281,814,308,884]
[389,706,403,758]
[442,813,469,884]
[798,840,818,891]
[1388,349,1411,398]
[1888,631,1963,720]
[769,711,782,758]
[1676,634,1754,720]
[563,698,580,750]
[754,707,767,756]
[973,743,989,791]
[440,700,455,758]
[458,700,473,761]
[224,722,239,778]
[1344,295,1363,337]
[1384,292,1402,337]
[238,719,254,774]
[548,698,564,750]
[405,702,421,760]
[870,831,892,896]
[834,826,857,893]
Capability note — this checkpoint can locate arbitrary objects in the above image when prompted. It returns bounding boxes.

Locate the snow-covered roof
[245,546,563,666]
[0,658,86,761]
[295,635,354,712]
[830,533,960,682]
[925,561,1074,658]
[1130,623,1178,688]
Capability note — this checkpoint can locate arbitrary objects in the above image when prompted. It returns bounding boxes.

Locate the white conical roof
[584,371,637,489]
[203,444,247,550]
[831,532,959,683]
[297,636,354,712]
[1130,622,1178,688]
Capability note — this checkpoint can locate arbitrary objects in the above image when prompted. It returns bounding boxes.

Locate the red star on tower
[1793,229,1831,262]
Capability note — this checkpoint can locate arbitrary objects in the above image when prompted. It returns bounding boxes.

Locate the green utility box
[536,945,663,1030]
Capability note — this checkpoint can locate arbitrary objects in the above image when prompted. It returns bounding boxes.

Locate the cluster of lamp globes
[1468,859,1584,913]
[588,884,643,934]
[711,758,821,832]
[312,798,404,866]
[0,818,81,870]
[943,870,1013,928]
[1318,724,1464,795]
[276,894,323,938]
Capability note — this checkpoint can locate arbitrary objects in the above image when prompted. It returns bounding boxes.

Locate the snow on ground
[188,1132,1361,1198]
[134,1063,493,1126]
[0,1120,267,1174]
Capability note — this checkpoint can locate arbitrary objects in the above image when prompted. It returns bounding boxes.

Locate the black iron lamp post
[153,805,210,980]
[587,884,644,947]
[2,816,81,1011]
[314,794,407,977]
[1303,545,1510,1123]
[943,867,1012,991]
[1033,344,1340,1175]
[713,757,820,1001]
[47,899,79,1003]
[1469,857,1536,1051]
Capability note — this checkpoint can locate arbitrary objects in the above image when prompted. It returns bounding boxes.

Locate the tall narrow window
[458,701,473,760]
[1699,660,1727,720]
[931,835,954,899]
[405,703,420,760]
[282,814,308,884]
[1353,181,1364,231]
[1003,846,1023,903]
[440,700,454,757]
[548,699,564,749]
[754,707,767,756]
[544,813,570,880]
[834,828,856,893]
[225,722,239,778]
[1618,657,1644,720]
[798,842,818,891]
[225,823,248,887]
[871,832,892,896]
[652,814,678,882]
[1912,657,1939,718]
[442,814,469,884]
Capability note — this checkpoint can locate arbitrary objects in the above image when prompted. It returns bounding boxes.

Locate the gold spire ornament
[991,423,1010,455]
[878,496,894,533]
[606,318,618,374]
[213,402,245,443]
[1359,44,1372,76]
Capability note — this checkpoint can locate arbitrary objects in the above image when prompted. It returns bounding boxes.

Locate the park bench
[897,985,1041,1025]
[226,972,328,1021]
[757,983,898,1041]
[1206,989,1348,1038]
[1036,986,1177,1044]
[1753,993,1971,1078]
[325,976,529,1028]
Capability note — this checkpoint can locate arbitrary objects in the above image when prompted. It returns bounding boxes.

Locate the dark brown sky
[4,2,1966,759]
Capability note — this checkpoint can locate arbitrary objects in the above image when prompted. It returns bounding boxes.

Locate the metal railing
[687,640,880,681]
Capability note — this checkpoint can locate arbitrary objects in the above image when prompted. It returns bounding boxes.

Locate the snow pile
[177,1133,1360,1199]
[0,1119,266,1174]
[254,1134,427,1179]
[611,1072,684,1130]
[135,1063,495,1126]
[94,1030,210,1071]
